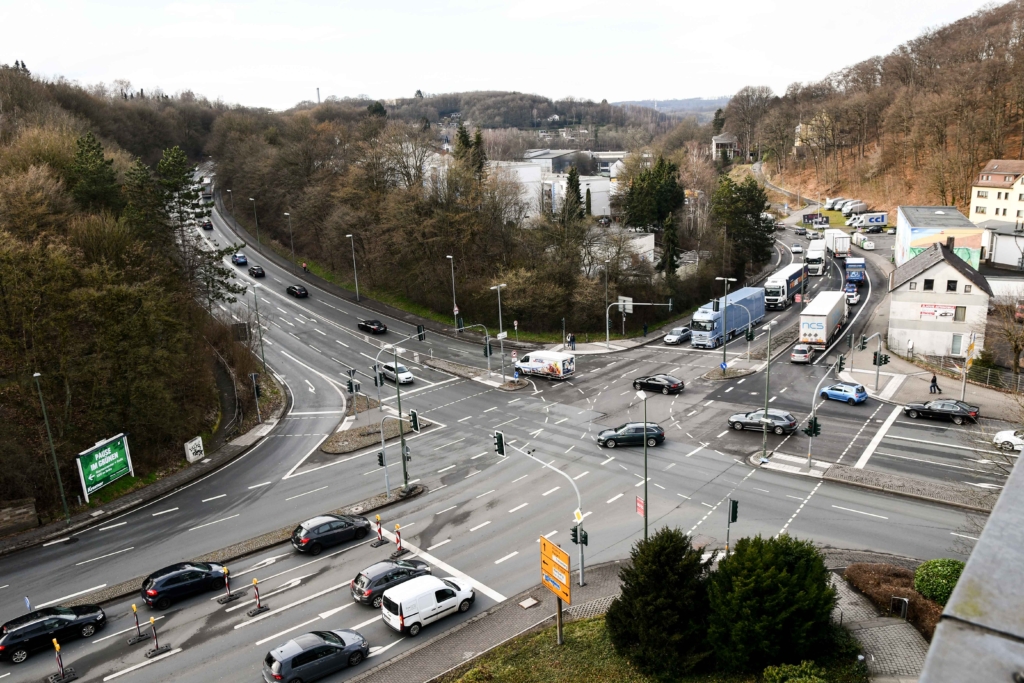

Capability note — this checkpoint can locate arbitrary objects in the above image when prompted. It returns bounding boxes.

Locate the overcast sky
[3,0,997,110]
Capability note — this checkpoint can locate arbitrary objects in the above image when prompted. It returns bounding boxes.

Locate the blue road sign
[720,362,728,371]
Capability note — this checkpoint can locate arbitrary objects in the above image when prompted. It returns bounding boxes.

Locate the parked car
[141,562,226,610]
[820,382,868,405]
[231,253,248,265]
[351,559,431,608]
[286,285,308,298]
[262,629,369,682]
[793,227,807,235]
[0,606,106,664]
[903,400,980,425]
[382,362,414,385]
[632,375,684,395]
[866,225,884,234]
[993,428,1024,451]
[291,514,371,555]
[200,218,213,230]
[728,409,798,435]
[791,244,804,254]
[249,265,265,278]
[597,422,665,448]
[381,576,474,637]
[790,344,813,364]
[663,326,692,344]
[887,227,896,234]
[846,291,861,305]
[597,217,611,226]
[358,319,387,334]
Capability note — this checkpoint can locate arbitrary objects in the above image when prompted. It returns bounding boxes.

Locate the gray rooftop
[889,242,992,295]
[712,133,738,144]
[898,206,975,229]
[976,218,1024,235]
[524,149,580,160]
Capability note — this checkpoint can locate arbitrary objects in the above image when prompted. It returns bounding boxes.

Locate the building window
[1017,210,1023,218]
[997,192,1003,199]
[947,280,957,292]
[924,279,934,291]
[976,206,986,214]
[909,282,917,290]
[1019,193,1023,201]
[965,284,972,293]
[977,190,988,198]
[1007,176,1014,182]
[952,334,963,355]
[954,306,966,322]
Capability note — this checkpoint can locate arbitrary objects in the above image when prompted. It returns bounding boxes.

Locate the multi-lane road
[0,209,1003,682]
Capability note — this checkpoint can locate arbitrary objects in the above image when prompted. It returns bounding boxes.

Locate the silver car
[790,344,813,364]
[383,362,414,384]
[664,326,691,345]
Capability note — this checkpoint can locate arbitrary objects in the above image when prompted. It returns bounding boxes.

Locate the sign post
[540,537,571,646]
[76,434,134,503]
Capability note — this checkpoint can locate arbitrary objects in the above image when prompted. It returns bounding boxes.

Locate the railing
[900,351,1024,394]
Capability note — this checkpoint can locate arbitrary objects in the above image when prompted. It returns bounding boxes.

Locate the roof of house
[712,133,738,144]
[889,243,993,296]
[897,206,975,229]
[976,219,1024,234]
[524,148,578,160]
[975,159,1024,188]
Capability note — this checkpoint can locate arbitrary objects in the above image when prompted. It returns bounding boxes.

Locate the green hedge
[914,559,965,606]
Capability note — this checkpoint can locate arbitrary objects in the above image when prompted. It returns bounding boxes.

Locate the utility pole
[393,345,410,494]
[284,212,295,265]
[715,276,736,374]
[446,255,457,329]
[760,321,777,462]
[252,284,267,373]
[33,373,70,522]
[636,390,650,541]
[249,198,260,249]
[491,284,506,383]
[346,234,359,301]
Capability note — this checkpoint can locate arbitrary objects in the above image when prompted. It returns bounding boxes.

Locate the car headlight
[361,640,368,647]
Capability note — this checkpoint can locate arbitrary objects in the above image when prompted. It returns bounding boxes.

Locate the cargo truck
[764,262,808,309]
[799,290,848,349]
[822,229,851,258]
[690,287,765,349]
[806,239,827,275]
[850,212,888,229]
[845,257,866,286]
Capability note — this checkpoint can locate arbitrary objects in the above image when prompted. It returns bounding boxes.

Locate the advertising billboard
[76,434,134,502]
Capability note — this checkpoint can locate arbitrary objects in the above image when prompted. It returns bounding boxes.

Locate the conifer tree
[657,211,679,274]
[68,132,121,212]
[471,128,487,176]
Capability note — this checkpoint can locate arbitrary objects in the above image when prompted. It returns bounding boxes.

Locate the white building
[887,242,992,358]
[591,151,629,177]
[523,148,579,173]
[545,173,611,217]
[487,161,544,218]
[895,206,987,269]
[967,159,1024,223]
[711,133,739,160]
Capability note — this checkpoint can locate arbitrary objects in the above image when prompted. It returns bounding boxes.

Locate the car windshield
[315,630,343,645]
[265,654,281,673]
[765,287,783,297]
[354,573,370,590]
[442,578,461,591]
[397,365,409,373]
[854,386,865,392]
[1015,430,1024,438]
[670,328,685,335]
[293,526,307,537]
[691,320,715,331]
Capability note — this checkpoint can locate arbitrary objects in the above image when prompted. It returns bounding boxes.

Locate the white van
[514,350,575,379]
[380,575,475,637]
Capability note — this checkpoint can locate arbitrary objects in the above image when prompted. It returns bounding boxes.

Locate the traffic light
[745,327,755,341]
[409,409,420,433]
[570,526,579,544]
[493,430,505,456]
[880,354,890,366]
[802,416,821,438]
[836,354,845,373]
[729,499,739,523]
[346,379,354,393]
[483,341,492,357]
[872,351,879,366]
[404,445,411,462]
[860,335,868,351]
[416,324,426,342]
[846,332,853,349]
[377,452,385,467]
[579,529,588,546]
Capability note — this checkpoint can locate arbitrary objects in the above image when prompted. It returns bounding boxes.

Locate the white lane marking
[315,329,326,336]
[285,486,328,501]
[564,445,575,454]
[769,397,776,403]
[378,528,505,602]
[335,339,350,348]
[152,508,178,516]
[476,489,496,499]
[235,582,351,629]
[92,616,164,643]
[724,387,733,393]
[509,503,528,513]
[428,539,452,550]
[75,547,134,566]
[36,584,107,608]
[289,410,345,415]
[248,482,272,489]
[753,488,770,493]
[254,617,322,647]
[555,417,568,424]
[102,648,182,680]
[42,538,70,547]
[470,521,491,532]
[701,502,714,508]
[855,405,902,468]
[601,456,615,465]
[666,463,676,471]
[832,505,888,520]
[189,514,240,531]
[369,638,405,658]
[607,493,624,504]
[687,410,697,417]
[495,551,519,564]
[434,438,465,450]
[202,495,227,502]
[684,446,702,458]
[512,474,528,483]
[436,506,457,515]
[704,400,713,406]
[349,615,382,631]
[508,398,521,404]
[678,493,691,499]
[654,483,665,489]
[458,416,472,422]
[780,387,788,393]
[786,495,805,501]
[98,522,127,531]
[542,487,561,496]
[471,452,486,460]
[634,478,649,487]
[950,532,979,541]
[484,407,497,412]
[540,530,558,540]
[438,465,456,472]
[716,430,729,438]
[573,471,589,480]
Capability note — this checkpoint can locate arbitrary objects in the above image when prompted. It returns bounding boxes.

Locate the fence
[908,353,1024,394]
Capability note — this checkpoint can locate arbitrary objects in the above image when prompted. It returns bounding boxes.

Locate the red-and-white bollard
[126,604,148,645]
[54,639,64,677]
[145,617,171,658]
[370,514,388,548]
[390,523,408,558]
[247,577,270,617]
[217,566,242,604]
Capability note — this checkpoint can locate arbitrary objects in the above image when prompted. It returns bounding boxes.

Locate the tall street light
[33,373,70,522]
[715,276,737,374]
[604,260,610,339]
[249,198,260,250]
[446,255,457,329]
[346,234,359,301]
[759,320,778,463]
[490,283,507,383]
[226,189,233,213]
[636,389,650,541]
[252,284,267,373]
[284,212,295,265]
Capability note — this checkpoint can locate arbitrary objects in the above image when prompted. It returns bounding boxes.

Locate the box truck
[823,229,851,258]
[764,262,808,309]
[850,212,888,229]
[845,257,866,286]
[799,290,848,348]
[842,201,868,216]
[690,287,765,349]
[806,239,827,275]
[514,350,575,379]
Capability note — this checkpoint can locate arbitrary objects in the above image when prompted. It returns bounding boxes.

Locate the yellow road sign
[540,537,571,604]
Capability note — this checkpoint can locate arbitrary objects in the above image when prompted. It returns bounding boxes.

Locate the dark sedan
[249,265,265,278]
[351,559,431,608]
[200,218,213,230]
[597,422,665,448]
[286,285,308,298]
[291,514,371,555]
[141,562,226,610]
[728,409,798,435]
[903,400,979,425]
[0,606,105,663]
[358,319,387,334]
[633,374,684,395]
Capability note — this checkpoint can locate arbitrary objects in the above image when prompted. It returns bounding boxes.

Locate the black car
[597,422,665,448]
[903,400,980,425]
[358,320,387,334]
[0,606,106,664]
[263,629,369,682]
[200,218,213,230]
[866,225,884,234]
[728,409,798,435]
[351,559,431,608]
[291,514,371,555]
[633,374,685,395]
[249,265,265,278]
[141,562,226,610]
[287,285,308,298]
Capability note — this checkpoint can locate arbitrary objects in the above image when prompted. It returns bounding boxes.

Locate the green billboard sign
[76,434,134,502]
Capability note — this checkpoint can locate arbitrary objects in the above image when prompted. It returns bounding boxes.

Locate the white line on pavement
[607,493,623,504]
[235,583,351,629]
[855,405,902,469]
[470,521,491,532]
[152,508,178,516]
[476,490,495,499]
[437,465,455,472]
[76,548,133,566]
[92,616,165,643]
[495,551,519,564]
[716,430,729,438]
[428,539,452,550]
[509,503,528,513]
[512,474,528,483]
[286,486,328,501]
[601,456,615,465]
[42,538,69,547]
[102,648,182,680]
[248,482,272,489]
[254,617,321,647]
[189,514,240,531]
[832,505,888,520]
[378,528,505,602]
[436,506,457,515]
[202,495,227,502]
[542,487,560,496]
[950,532,979,541]
[98,522,127,531]
[573,471,589,480]
[684,446,702,458]
[36,585,107,608]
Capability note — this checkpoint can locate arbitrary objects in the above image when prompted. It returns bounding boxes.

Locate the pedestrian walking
[929,374,942,394]
[302,262,308,273]
[570,333,576,350]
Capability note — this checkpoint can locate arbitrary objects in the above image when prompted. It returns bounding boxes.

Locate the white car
[792,244,804,254]
[664,326,692,345]
[381,575,475,636]
[846,291,861,305]
[993,429,1024,451]
[382,362,414,384]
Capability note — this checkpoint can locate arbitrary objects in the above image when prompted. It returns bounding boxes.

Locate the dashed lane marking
[607,493,624,504]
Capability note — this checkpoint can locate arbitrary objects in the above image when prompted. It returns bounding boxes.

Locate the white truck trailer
[823,229,851,258]
[799,290,848,349]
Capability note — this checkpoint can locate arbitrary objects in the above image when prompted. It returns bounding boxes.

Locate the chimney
[945,237,955,251]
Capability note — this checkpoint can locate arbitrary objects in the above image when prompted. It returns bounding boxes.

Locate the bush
[605,528,715,678]
[763,660,827,683]
[707,535,836,673]
[914,559,965,606]
[844,563,942,640]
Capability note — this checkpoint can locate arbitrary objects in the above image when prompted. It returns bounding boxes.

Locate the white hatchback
[993,429,1024,451]
[382,362,414,385]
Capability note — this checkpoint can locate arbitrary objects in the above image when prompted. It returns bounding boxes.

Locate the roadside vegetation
[843,561,965,640]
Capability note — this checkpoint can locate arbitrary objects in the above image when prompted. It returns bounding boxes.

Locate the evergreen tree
[623,156,684,230]
[453,123,473,164]
[471,128,487,177]
[565,166,584,219]
[414,89,424,98]
[156,146,211,287]
[68,132,121,212]
[657,211,679,274]
[122,158,168,250]
[585,187,592,216]
[366,101,387,117]
[606,528,714,678]
[711,175,774,276]
[712,108,726,135]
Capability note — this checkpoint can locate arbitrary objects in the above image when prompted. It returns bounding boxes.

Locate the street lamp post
[715,276,737,374]
[637,390,650,541]
[446,255,457,329]
[760,321,778,462]
[248,198,260,250]
[284,213,295,265]
[252,284,267,373]
[346,234,360,301]
[604,260,610,340]
[490,284,507,383]
[226,189,233,213]
[33,373,70,522]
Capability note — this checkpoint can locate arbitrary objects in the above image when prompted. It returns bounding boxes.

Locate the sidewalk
[544,331,665,355]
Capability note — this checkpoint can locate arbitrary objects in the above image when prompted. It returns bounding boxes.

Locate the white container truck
[806,239,827,275]
[823,229,851,258]
[764,262,808,309]
[799,290,848,349]
[514,350,575,379]
[850,212,888,229]
[690,287,765,349]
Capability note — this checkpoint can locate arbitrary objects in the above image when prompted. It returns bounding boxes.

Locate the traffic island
[320,417,435,455]
[702,367,756,381]
[498,378,529,391]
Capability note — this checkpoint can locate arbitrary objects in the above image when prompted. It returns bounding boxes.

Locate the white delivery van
[514,350,575,379]
[381,575,475,637]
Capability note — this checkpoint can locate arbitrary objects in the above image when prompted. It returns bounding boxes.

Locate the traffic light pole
[457,323,492,378]
[806,357,844,468]
[372,331,422,413]
[377,413,416,500]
